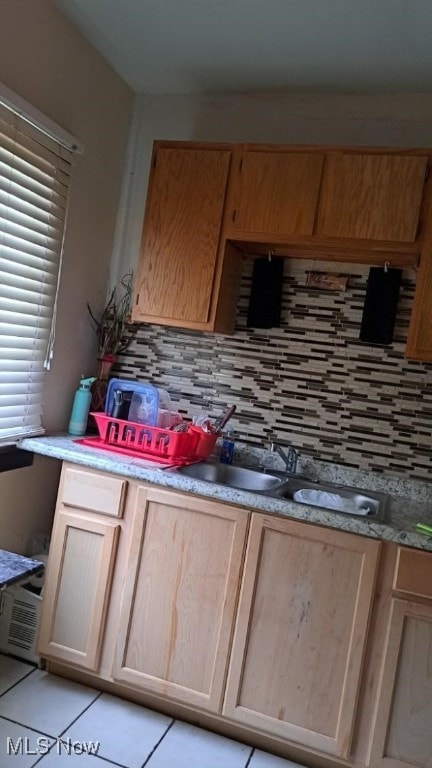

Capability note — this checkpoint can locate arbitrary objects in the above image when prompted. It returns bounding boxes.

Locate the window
[0,89,79,444]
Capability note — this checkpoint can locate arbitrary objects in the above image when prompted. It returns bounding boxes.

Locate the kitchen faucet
[269,441,299,474]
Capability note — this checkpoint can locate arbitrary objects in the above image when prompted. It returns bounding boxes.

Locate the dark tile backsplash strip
[115,258,432,481]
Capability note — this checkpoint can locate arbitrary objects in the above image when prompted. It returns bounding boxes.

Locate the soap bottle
[220,427,235,465]
[68,376,97,436]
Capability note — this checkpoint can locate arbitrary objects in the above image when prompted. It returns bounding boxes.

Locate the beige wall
[1,455,62,554]
[0,0,133,552]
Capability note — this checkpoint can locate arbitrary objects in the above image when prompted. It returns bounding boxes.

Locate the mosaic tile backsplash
[115,258,432,481]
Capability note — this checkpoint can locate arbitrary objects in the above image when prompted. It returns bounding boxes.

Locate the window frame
[0,81,82,454]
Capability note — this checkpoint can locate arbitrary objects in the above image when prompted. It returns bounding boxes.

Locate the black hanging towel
[359,266,402,345]
[247,256,284,328]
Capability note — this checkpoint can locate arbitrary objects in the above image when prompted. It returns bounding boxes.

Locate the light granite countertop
[0,549,44,590]
[19,434,432,553]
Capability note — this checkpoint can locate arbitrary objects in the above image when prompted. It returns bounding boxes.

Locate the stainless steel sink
[175,462,389,521]
[274,477,388,520]
[175,462,284,492]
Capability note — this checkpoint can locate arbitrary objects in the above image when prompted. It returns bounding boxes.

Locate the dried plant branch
[87,272,138,357]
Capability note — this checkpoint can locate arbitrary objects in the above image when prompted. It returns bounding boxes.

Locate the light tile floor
[0,654,306,767]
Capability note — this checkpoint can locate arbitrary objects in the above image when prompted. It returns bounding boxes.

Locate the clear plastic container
[105,378,173,427]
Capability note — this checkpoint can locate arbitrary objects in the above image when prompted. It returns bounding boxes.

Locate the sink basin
[175,462,283,492]
[274,477,389,521]
[175,462,389,521]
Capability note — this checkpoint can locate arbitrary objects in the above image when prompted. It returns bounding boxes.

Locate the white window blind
[0,101,75,443]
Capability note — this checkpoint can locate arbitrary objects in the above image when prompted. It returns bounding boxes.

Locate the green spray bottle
[68,375,97,436]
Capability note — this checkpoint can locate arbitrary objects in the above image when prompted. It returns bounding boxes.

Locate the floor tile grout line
[85,753,129,768]
[28,724,128,768]
[140,717,175,768]
[38,739,129,768]
[2,705,292,768]
[0,662,37,698]
[0,713,59,740]
[3,721,56,768]
[30,752,45,768]
[28,740,60,768]
[57,689,104,738]
[0,687,103,745]
[0,657,294,768]
[85,752,130,767]
[140,720,254,768]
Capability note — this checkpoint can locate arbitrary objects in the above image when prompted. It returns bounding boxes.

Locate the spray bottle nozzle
[79,376,97,390]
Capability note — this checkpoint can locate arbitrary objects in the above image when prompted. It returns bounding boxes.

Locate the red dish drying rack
[78,413,217,465]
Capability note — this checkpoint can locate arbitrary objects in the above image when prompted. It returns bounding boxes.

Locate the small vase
[87,355,116,434]
[96,354,116,381]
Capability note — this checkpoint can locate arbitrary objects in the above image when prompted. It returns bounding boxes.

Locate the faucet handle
[286,446,298,474]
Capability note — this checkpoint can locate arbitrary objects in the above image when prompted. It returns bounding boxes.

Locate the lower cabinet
[112,486,249,712]
[223,513,381,758]
[42,464,432,767]
[38,509,120,671]
[37,464,125,671]
[368,548,432,768]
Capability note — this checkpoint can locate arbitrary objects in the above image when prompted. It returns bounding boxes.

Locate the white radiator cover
[0,585,41,664]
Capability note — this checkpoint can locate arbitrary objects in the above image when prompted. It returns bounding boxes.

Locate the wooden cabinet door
[316,154,428,242]
[405,195,432,362]
[230,148,323,237]
[405,254,432,362]
[223,514,380,757]
[368,598,432,768]
[38,510,119,671]
[113,487,249,712]
[133,143,232,328]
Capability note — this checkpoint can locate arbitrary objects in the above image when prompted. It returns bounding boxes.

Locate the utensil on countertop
[416,522,432,535]
[192,413,213,432]
[172,422,188,432]
[172,405,236,436]
[213,404,236,434]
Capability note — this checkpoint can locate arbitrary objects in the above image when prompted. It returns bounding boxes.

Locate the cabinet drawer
[393,546,432,600]
[62,468,127,518]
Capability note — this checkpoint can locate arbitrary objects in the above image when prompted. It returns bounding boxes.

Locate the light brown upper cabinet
[228,147,324,238]
[227,146,428,246]
[132,140,432,360]
[315,153,428,242]
[406,201,432,362]
[132,142,241,333]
